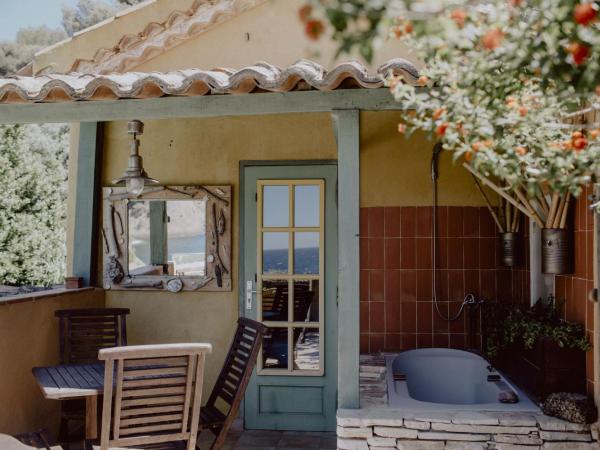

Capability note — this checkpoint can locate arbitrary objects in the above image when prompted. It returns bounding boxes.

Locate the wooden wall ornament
[102,185,232,292]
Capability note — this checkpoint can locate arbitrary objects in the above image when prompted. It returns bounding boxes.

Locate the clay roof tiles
[0,59,420,104]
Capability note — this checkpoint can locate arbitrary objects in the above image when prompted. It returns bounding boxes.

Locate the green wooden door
[242,163,338,431]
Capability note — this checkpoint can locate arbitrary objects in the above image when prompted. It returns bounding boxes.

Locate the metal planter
[500,232,519,267]
[542,228,572,274]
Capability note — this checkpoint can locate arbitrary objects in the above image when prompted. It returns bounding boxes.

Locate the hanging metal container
[500,232,518,267]
[542,228,572,274]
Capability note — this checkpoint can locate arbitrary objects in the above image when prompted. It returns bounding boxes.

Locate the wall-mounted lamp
[113,120,158,197]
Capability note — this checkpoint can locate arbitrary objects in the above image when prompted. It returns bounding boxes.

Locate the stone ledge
[337,408,597,450]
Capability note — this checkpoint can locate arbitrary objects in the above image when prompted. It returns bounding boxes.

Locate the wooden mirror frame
[102,185,232,292]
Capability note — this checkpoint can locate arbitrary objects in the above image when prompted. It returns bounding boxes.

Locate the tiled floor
[197,419,337,450]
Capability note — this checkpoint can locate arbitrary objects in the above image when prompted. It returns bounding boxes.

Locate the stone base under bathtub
[337,408,599,450]
[346,355,599,449]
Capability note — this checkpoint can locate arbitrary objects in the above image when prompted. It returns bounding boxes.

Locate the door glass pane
[262,280,289,322]
[293,280,319,322]
[263,327,288,369]
[293,328,320,371]
[263,185,289,227]
[294,185,320,227]
[294,232,319,275]
[263,232,289,274]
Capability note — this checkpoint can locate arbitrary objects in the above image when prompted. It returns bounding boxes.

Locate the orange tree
[301,1,600,202]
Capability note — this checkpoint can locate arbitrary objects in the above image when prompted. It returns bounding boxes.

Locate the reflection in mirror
[293,328,319,371]
[261,280,289,322]
[263,327,288,369]
[127,199,206,276]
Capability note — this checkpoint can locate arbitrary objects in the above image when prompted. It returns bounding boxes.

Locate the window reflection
[263,185,289,227]
[294,185,320,227]
[294,232,319,275]
[263,327,288,369]
[262,232,289,274]
[293,280,319,322]
[261,280,288,322]
[293,328,319,371]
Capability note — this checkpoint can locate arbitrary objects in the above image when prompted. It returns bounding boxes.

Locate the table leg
[85,395,98,440]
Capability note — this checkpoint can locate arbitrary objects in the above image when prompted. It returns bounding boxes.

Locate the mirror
[103,185,231,292]
[127,199,207,277]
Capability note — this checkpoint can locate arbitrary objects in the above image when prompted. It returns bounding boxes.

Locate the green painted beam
[0,88,406,124]
[72,122,103,286]
[332,109,360,409]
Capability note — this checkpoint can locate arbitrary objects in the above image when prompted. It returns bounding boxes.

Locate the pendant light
[113,120,158,197]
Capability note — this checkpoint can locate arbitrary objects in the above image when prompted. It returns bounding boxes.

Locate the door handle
[246,280,257,310]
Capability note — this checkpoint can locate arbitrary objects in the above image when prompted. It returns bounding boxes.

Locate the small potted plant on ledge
[483,297,590,403]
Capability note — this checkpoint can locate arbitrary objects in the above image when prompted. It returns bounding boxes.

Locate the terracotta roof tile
[0,59,420,104]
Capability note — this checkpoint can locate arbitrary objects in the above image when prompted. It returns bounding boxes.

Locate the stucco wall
[98,111,486,401]
[34,0,419,76]
[0,288,104,435]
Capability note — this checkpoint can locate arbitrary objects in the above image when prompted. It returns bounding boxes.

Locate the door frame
[238,160,338,316]
[238,160,338,424]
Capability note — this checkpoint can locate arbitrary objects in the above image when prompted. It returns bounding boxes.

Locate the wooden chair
[12,430,60,450]
[0,434,62,450]
[199,318,266,450]
[54,308,130,445]
[97,343,212,450]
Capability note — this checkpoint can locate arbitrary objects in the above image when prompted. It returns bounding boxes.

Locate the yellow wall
[99,111,486,401]
[360,111,487,207]
[0,289,104,434]
[34,0,419,75]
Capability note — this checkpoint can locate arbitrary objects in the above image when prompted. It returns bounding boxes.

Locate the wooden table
[32,363,105,440]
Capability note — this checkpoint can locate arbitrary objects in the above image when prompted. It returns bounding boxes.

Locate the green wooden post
[332,109,360,409]
[72,122,104,286]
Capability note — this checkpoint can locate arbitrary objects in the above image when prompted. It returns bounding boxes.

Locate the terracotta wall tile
[401,333,416,350]
[370,302,385,333]
[385,207,400,237]
[369,270,384,302]
[368,207,384,237]
[416,270,432,301]
[368,237,385,270]
[369,334,385,353]
[416,302,433,333]
[433,333,449,348]
[464,238,479,270]
[385,238,400,270]
[385,302,401,334]
[385,270,400,302]
[400,207,416,237]
[360,269,369,302]
[401,302,417,333]
[360,208,369,237]
[463,207,479,237]
[384,333,401,352]
[447,238,464,270]
[416,238,432,269]
[448,207,464,237]
[416,207,433,237]
[436,206,448,238]
[400,270,417,302]
[401,237,416,269]
[417,333,433,348]
[360,302,370,332]
[360,333,369,353]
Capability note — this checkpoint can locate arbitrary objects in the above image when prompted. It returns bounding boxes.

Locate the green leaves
[306,0,600,198]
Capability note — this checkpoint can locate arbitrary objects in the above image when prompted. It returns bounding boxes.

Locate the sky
[0,0,79,41]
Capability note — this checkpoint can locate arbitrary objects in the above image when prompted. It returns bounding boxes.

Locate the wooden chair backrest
[55,308,130,364]
[99,343,212,450]
[206,318,266,414]
[0,434,61,450]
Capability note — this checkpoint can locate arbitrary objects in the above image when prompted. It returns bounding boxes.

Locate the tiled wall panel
[360,206,530,354]
[554,184,596,395]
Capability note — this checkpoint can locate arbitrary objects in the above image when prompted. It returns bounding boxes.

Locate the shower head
[431,143,443,181]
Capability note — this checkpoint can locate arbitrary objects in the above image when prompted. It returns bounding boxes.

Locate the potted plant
[483,297,590,402]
